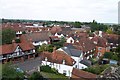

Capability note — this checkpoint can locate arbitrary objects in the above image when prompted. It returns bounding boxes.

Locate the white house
[0,38,35,63]
[24,32,50,46]
[41,51,75,77]
[57,46,88,69]
[55,33,64,38]
[66,37,75,44]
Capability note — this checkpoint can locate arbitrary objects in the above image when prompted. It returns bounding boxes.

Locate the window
[63,70,66,75]
[98,47,102,50]
[75,65,77,68]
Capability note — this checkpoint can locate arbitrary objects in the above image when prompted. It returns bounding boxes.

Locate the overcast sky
[0,0,119,23]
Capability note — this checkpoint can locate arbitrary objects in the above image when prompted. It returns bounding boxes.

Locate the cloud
[0,0,119,23]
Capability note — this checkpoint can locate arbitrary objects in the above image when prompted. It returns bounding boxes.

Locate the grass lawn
[40,71,69,80]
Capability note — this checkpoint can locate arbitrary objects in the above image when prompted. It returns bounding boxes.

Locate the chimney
[12,40,16,43]
[99,31,102,37]
[62,60,65,65]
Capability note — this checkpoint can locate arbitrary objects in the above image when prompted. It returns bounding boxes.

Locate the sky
[0,0,119,23]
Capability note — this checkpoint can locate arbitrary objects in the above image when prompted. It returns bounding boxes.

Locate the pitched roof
[104,34,120,45]
[80,59,92,67]
[60,47,82,57]
[92,36,108,47]
[74,37,96,52]
[41,51,76,66]
[0,35,35,55]
[72,68,97,79]
[50,26,62,34]
[24,32,50,42]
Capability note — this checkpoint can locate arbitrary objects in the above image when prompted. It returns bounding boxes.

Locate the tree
[52,37,66,49]
[2,63,24,80]
[2,28,16,44]
[72,21,82,28]
[106,28,113,34]
[37,44,53,53]
[104,52,113,59]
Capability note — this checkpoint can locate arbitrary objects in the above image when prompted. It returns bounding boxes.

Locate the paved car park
[14,57,42,74]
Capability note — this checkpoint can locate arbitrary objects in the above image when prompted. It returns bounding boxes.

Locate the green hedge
[40,65,58,74]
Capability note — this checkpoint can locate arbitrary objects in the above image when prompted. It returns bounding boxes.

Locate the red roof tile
[41,50,75,66]
[72,68,97,79]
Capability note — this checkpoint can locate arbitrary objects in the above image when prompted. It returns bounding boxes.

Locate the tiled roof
[72,68,97,79]
[0,35,35,55]
[80,59,92,67]
[2,23,25,32]
[104,34,120,45]
[41,51,76,66]
[60,47,82,57]
[24,32,50,42]
[50,26,62,34]
[74,37,96,52]
[92,36,108,47]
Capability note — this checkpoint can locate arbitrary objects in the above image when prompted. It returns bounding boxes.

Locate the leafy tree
[104,52,119,61]
[115,45,120,61]
[2,63,24,80]
[82,64,109,75]
[2,28,16,44]
[72,21,82,28]
[22,31,26,34]
[37,44,53,53]
[106,28,113,34]
[52,37,66,49]
[29,72,43,80]
[15,39,21,43]
[104,52,113,59]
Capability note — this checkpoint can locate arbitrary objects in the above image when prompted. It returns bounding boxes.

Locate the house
[49,36,60,43]
[74,37,96,59]
[2,23,25,37]
[71,68,97,80]
[0,35,35,63]
[66,37,75,44]
[92,36,110,58]
[50,26,62,34]
[80,59,92,67]
[24,31,50,46]
[54,33,64,38]
[40,50,75,77]
[57,44,88,69]
[104,34,120,50]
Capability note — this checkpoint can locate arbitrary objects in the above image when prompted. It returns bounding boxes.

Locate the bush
[2,63,24,80]
[15,39,21,43]
[29,72,43,80]
[40,65,58,74]
[82,64,109,75]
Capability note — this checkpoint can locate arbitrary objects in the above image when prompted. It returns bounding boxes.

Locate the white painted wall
[55,33,64,38]
[16,31,22,35]
[14,46,22,52]
[66,37,74,43]
[57,48,86,69]
[42,61,73,77]
[32,41,48,46]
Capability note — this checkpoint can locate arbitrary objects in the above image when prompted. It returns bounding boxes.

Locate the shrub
[40,65,58,74]
[15,39,21,43]
[29,72,43,80]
